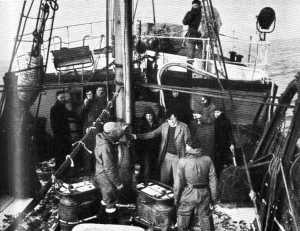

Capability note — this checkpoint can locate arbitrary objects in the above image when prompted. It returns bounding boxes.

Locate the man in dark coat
[50,90,72,167]
[90,86,107,123]
[214,109,235,177]
[133,110,191,186]
[183,0,202,59]
[136,107,160,181]
[174,142,217,231]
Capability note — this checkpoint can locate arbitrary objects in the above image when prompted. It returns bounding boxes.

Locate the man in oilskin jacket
[94,122,127,218]
[183,0,202,59]
[174,141,217,231]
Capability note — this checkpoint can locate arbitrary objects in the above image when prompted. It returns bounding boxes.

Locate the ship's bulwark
[0,72,40,198]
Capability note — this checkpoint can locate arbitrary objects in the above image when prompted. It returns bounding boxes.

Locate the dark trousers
[177,188,214,231]
[160,152,179,186]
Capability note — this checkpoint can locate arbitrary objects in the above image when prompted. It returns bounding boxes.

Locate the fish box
[134,181,176,230]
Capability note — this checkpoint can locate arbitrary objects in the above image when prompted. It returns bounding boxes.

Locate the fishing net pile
[213,205,256,231]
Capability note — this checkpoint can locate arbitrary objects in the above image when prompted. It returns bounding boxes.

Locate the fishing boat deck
[0,196,33,230]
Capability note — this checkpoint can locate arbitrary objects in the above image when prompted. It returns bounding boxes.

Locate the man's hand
[83,98,89,106]
[116,184,124,191]
[230,144,235,153]
[85,126,96,134]
[249,190,256,201]
[131,134,137,140]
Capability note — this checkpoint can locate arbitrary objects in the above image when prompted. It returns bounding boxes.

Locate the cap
[103,121,129,140]
[192,0,201,5]
[103,122,119,133]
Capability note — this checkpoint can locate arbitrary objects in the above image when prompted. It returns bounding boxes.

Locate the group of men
[132,109,217,231]
[50,86,107,168]
[49,1,223,229]
[86,108,217,230]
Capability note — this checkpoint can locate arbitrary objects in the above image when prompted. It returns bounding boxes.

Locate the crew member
[50,90,72,167]
[183,0,202,59]
[91,86,107,120]
[214,109,235,177]
[133,110,191,186]
[82,89,94,132]
[190,96,216,159]
[136,107,160,181]
[174,142,217,231]
[94,122,127,218]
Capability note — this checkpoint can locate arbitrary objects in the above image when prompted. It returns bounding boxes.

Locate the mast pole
[114,0,133,123]
[114,0,125,120]
[106,0,110,101]
[122,0,133,124]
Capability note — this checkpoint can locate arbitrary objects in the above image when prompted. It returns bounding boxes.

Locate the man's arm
[136,124,162,140]
[50,107,61,134]
[96,144,122,188]
[183,124,192,145]
[208,160,217,202]
[182,10,194,25]
[174,160,186,205]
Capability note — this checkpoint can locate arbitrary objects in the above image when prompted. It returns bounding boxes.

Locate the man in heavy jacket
[50,90,72,167]
[94,122,126,215]
[174,142,217,231]
[183,0,202,59]
[133,110,191,186]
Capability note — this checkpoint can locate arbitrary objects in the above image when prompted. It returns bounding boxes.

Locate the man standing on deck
[132,110,191,186]
[94,122,127,220]
[50,90,72,167]
[183,0,202,59]
[174,142,217,231]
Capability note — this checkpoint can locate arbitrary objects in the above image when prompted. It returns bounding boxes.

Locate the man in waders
[174,142,217,231]
[94,122,127,222]
[183,0,202,60]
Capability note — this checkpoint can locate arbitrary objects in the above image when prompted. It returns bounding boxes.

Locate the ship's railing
[14,20,111,74]
[14,20,271,75]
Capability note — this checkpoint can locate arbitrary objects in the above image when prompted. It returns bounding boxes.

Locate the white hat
[103,122,119,133]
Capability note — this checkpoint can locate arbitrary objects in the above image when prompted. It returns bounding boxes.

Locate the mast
[122,0,133,124]
[114,0,133,123]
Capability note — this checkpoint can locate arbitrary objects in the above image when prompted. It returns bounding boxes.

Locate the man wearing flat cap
[94,121,128,217]
[183,0,202,59]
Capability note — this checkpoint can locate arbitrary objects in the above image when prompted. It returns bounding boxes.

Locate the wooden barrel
[57,183,99,231]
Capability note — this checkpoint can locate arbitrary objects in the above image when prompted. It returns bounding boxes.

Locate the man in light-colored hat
[94,121,128,217]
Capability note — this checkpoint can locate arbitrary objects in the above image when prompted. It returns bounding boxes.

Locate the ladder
[200,0,228,83]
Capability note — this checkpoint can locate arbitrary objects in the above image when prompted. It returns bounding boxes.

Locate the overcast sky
[0,0,299,63]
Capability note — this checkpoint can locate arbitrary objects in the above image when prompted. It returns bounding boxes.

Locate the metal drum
[56,179,99,231]
[134,181,175,230]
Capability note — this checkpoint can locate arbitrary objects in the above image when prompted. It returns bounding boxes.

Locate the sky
[0,0,299,65]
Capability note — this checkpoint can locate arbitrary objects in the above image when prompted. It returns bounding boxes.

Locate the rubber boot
[105,207,118,224]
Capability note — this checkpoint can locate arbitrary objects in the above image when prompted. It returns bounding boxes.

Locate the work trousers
[177,188,214,231]
[160,152,179,186]
[94,172,116,209]
[186,39,203,59]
